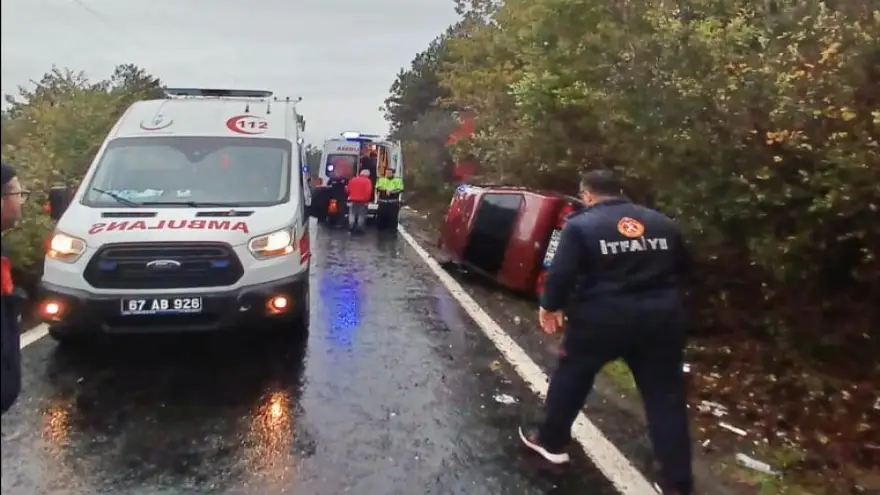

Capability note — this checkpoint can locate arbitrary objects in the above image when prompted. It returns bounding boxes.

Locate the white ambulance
[39,88,312,344]
[311,131,402,221]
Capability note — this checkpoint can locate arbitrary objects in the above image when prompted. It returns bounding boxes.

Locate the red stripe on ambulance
[88,220,249,235]
[298,232,310,264]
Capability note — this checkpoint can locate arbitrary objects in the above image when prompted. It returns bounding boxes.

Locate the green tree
[1,65,164,278]
[388,5,879,481]
[383,24,470,195]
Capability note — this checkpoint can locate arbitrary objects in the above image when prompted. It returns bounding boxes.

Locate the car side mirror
[47,186,74,221]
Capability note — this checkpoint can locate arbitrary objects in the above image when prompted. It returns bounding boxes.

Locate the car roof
[110,98,296,140]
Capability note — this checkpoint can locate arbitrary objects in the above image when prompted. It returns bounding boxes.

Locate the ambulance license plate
[542,229,562,268]
[120,297,203,316]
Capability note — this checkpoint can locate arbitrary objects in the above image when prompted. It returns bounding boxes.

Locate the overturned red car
[438,185,585,296]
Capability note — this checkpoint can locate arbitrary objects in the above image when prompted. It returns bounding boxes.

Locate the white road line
[20,323,49,349]
[17,226,655,493]
[398,224,657,495]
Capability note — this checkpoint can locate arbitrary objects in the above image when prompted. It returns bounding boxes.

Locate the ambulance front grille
[84,242,244,289]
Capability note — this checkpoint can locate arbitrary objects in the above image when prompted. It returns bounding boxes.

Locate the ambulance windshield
[82,136,292,207]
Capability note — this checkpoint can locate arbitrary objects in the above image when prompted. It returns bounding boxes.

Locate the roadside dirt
[399,199,879,495]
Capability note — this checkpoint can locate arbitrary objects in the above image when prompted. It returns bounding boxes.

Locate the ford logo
[145,259,182,271]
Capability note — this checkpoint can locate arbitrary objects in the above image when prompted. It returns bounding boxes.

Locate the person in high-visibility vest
[375,168,403,231]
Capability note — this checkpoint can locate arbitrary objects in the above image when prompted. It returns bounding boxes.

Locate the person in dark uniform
[325,166,350,225]
[2,163,28,414]
[519,169,694,495]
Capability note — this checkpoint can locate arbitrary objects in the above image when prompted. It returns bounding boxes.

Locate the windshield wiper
[91,188,141,207]
[139,201,235,208]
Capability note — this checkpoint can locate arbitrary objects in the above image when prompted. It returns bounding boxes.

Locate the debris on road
[696,400,728,418]
[735,453,779,475]
[719,422,748,437]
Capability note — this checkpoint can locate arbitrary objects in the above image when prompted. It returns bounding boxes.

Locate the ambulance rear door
[391,140,403,180]
[319,139,360,183]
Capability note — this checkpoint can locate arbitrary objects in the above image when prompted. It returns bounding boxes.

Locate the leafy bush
[386,0,879,368]
[1,65,163,286]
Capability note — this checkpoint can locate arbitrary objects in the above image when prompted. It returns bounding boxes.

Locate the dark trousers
[376,200,399,230]
[539,311,693,494]
[1,294,22,414]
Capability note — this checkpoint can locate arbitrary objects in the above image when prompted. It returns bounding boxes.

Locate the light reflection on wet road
[1,223,617,494]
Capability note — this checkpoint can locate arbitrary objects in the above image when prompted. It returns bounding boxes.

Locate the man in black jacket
[325,167,350,225]
[2,163,27,414]
[519,170,694,495]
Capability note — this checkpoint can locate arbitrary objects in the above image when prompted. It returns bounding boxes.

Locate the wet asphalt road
[1,223,618,495]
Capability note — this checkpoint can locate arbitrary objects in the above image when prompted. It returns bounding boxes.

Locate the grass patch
[713,445,818,494]
[601,359,637,392]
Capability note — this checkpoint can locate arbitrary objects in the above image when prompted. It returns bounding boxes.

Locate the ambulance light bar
[341,131,381,140]
[165,88,274,98]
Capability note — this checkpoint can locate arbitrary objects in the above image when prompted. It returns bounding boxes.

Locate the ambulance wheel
[266,289,310,342]
[48,326,94,347]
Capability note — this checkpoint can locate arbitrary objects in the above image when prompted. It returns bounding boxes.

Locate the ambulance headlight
[248,228,294,259]
[47,232,87,263]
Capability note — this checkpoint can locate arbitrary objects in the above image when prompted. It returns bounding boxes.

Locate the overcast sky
[1,0,458,142]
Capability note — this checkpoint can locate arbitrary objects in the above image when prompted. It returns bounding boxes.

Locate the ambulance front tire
[265,291,310,342]
[48,326,94,347]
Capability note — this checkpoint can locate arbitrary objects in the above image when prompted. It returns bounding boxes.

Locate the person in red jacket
[346,169,373,233]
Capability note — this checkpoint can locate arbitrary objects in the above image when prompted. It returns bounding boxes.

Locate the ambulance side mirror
[47,186,74,221]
